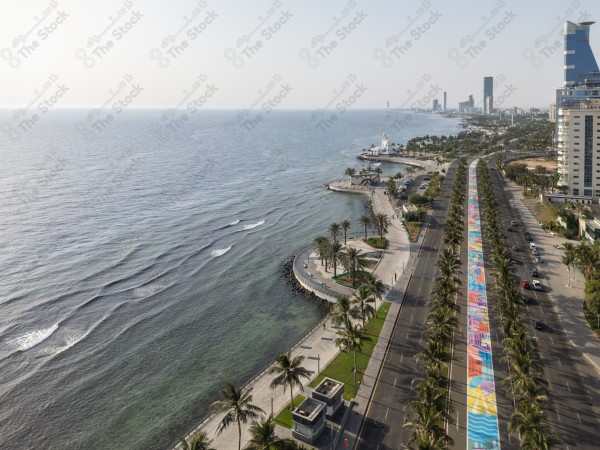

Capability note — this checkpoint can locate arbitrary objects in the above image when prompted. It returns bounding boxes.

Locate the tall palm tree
[361,273,387,310]
[328,222,341,243]
[334,319,372,389]
[340,219,352,245]
[561,241,576,288]
[210,383,265,450]
[340,247,366,287]
[373,212,391,237]
[313,236,329,267]
[329,241,343,277]
[358,214,371,240]
[246,415,296,450]
[268,352,311,414]
[179,431,215,450]
[351,285,376,328]
[330,295,357,328]
[344,167,356,179]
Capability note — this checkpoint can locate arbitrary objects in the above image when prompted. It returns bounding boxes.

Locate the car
[523,295,533,304]
[532,280,542,291]
[531,268,539,277]
[525,231,531,237]
[529,243,537,250]
[532,249,540,256]
[525,235,533,241]
[535,256,543,263]
[533,319,544,331]
[511,220,517,226]
[521,279,531,289]
[508,227,513,232]
[512,245,519,251]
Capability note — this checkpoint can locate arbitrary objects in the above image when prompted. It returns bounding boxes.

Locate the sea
[0,109,463,449]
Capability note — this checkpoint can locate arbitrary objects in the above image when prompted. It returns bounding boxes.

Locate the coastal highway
[355,162,459,449]
[485,163,600,449]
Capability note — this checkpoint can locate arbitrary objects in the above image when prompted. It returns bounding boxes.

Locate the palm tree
[328,222,341,243]
[313,236,328,267]
[179,431,215,450]
[334,319,372,389]
[246,415,296,450]
[358,214,371,240]
[210,383,265,450]
[351,285,376,328]
[340,247,367,287]
[329,241,343,277]
[344,167,356,179]
[361,273,387,310]
[330,295,357,328]
[340,219,352,245]
[268,352,311,414]
[373,212,391,237]
[562,242,577,288]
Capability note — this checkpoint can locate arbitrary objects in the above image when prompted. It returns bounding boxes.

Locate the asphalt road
[355,163,458,449]
[486,163,600,449]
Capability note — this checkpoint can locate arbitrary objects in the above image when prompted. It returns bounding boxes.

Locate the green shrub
[364,237,386,248]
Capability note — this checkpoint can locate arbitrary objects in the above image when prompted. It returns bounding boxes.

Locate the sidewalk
[505,180,600,373]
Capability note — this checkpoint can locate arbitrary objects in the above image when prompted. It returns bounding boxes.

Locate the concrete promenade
[179,177,424,449]
[505,180,600,373]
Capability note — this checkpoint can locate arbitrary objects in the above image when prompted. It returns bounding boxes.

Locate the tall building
[557,21,600,199]
[432,98,439,111]
[564,21,600,87]
[483,76,493,114]
[458,95,474,113]
[443,91,447,111]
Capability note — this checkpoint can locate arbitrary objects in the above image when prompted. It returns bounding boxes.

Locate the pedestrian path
[466,160,500,450]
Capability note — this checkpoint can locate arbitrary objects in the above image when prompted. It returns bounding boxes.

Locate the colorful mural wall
[467,161,500,450]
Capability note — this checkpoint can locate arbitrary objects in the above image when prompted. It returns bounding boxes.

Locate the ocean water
[0,109,462,449]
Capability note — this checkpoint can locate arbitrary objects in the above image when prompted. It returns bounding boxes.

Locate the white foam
[9,324,59,352]
[211,245,232,257]
[44,328,92,355]
[133,283,169,298]
[229,219,240,225]
[242,219,265,230]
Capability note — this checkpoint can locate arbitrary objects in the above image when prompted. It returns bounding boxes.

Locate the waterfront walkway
[179,178,422,449]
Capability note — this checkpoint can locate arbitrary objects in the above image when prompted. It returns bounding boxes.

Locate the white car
[532,280,543,291]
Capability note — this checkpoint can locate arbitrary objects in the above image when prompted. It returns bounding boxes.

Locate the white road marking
[577,412,582,425]
[385,408,389,420]
[394,377,397,387]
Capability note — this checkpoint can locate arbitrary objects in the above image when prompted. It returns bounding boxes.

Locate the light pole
[317,353,320,373]
[270,397,273,417]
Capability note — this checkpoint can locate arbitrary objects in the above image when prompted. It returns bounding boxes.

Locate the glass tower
[483,77,493,114]
[564,21,600,87]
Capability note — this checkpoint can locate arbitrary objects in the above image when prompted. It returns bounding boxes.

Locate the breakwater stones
[281,257,329,308]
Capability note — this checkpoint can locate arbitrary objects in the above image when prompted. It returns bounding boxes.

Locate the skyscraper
[557,21,600,199]
[564,21,600,87]
[483,76,493,114]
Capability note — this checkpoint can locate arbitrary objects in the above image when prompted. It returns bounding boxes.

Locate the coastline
[180,168,420,449]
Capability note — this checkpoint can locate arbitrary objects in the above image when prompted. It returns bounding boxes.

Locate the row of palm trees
[403,158,468,449]
[314,217,389,285]
[477,160,561,449]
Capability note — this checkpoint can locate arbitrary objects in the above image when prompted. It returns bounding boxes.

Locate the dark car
[531,268,539,277]
[525,235,533,241]
[508,227,513,232]
[523,295,533,304]
[533,320,544,331]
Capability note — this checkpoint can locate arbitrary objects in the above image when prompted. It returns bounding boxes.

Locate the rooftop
[293,397,325,421]
[314,377,343,398]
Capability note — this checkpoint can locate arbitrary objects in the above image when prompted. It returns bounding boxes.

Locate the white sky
[1,0,599,109]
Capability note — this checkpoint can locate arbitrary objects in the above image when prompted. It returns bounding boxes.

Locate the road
[486,163,600,449]
[354,163,458,449]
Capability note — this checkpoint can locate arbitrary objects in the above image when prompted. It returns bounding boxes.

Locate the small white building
[368,133,396,156]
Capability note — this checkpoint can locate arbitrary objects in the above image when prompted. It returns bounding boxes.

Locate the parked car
[532,249,540,256]
[525,231,531,236]
[529,243,537,250]
[532,280,543,291]
[511,220,517,226]
[535,256,543,263]
[521,279,531,289]
[531,268,539,277]
[512,245,519,251]
[523,294,533,304]
[525,235,533,241]
[533,319,544,331]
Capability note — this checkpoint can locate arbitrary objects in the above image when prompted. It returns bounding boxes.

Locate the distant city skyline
[1,0,599,109]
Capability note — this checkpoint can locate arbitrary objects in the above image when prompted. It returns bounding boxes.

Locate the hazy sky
[1,0,599,110]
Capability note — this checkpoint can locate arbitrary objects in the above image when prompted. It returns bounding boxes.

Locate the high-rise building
[483,76,493,114]
[458,95,474,113]
[564,21,600,87]
[443,91,447,111]
[432,98,439,111]
[557,21,600,199]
